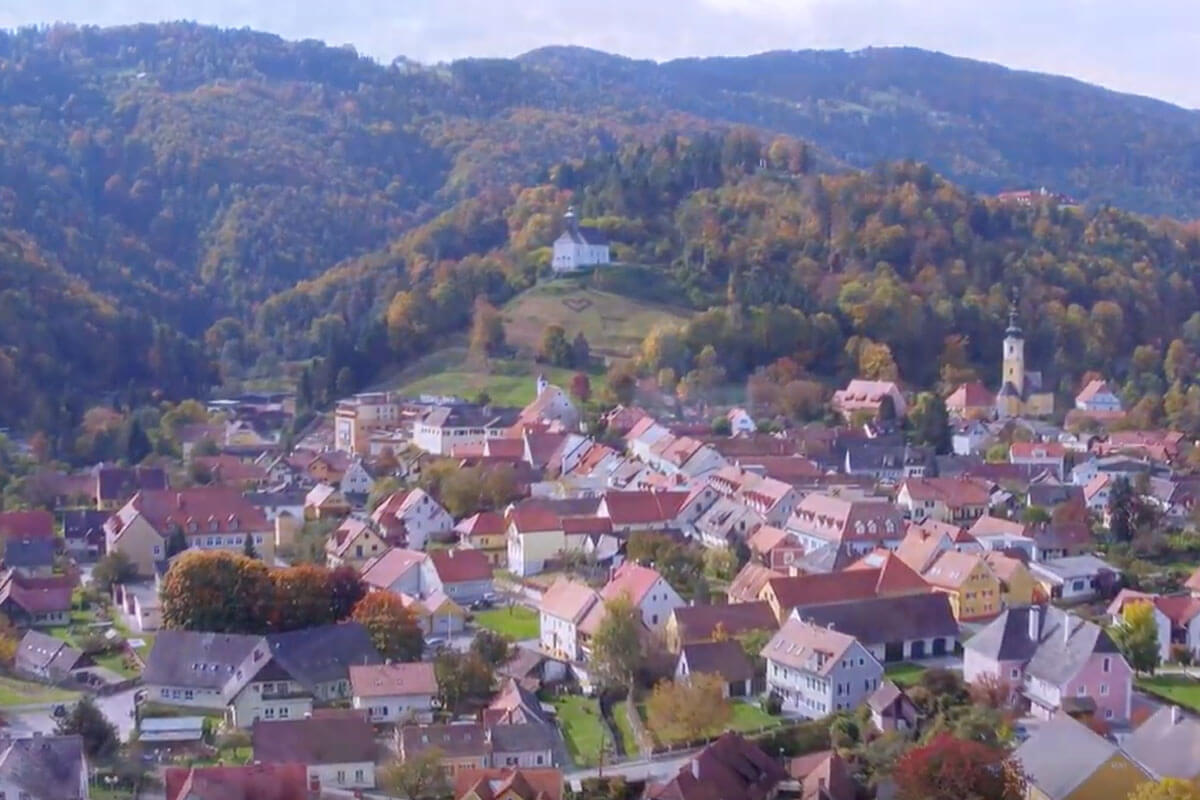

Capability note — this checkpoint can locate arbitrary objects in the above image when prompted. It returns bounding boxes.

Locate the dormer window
[209,519,219,532]
[188,521,198,533]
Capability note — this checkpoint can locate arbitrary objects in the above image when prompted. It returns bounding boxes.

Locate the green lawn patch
[93,651,139,679]
[612,698,640,756]
[1136,675,1200,711]
[473,606,539,640]
[552,695,610,767]
[0,674,81,707]
[729,700,782,732]
[884,662,927,687]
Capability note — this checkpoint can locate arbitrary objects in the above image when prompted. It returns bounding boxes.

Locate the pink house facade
[964,605,1132,723]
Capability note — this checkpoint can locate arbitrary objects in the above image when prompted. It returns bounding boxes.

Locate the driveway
[5,687,140,742]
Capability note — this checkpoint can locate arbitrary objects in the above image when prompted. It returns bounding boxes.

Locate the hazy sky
[1,0,1197,108]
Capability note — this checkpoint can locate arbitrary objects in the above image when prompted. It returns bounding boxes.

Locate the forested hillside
[2,22,1200,442]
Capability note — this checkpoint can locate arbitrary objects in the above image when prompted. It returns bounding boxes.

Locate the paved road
[6,687,139,742]
[564,750,699,783]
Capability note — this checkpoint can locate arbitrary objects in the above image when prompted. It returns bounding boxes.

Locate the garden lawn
[613,698,640,756]
[884,662,927,687]
[0,674,80,707]
[552,695,610,767]
[1136,675,1200,711]
[728,701,782,732]
[473,606,539,640]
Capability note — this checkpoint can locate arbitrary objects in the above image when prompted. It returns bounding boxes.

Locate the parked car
[469,597,494,610]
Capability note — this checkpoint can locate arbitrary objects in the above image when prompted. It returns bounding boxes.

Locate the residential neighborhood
[3,345,1200,800]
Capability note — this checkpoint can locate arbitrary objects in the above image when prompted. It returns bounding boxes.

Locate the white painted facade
[351,692,435,724]
[309,761,376,792]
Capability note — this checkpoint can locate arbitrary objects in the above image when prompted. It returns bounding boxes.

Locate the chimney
[1027,606,1040,641]
[691,758,701,780]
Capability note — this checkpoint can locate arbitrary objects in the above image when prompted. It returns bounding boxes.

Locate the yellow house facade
[984,552,1039,608]
[923,551,1000,621]
[325,520,389,569]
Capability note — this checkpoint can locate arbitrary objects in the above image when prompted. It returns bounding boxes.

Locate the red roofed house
[165,763,309,800]
[920,550,1001,621]
[645,732,787,800]
[1107,589,1200,664]
[597,490,689,533]
[456,511,508,567]
[946,381,995,420]
[371,488,453,551]
[506,506,566,578]
[832,379,907,420]
[785,493,905,555]
[325,518,389,569]
[104,488,273,576]
[1009,441,1068,479]
[454,768,564,800]
[895,521,982,573]
[349,661,438,724]
[1075,379,1123,414]
[788,750,857,800]
[360,548,433,596]
[761,553,928,622]
[428,549,494,605]
[0,572,75,627]
[538,578,600,663]
[895,477,991,524]
[0,511,54,541]
[597,562,684,633]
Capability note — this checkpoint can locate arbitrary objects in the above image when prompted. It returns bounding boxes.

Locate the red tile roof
[1010,441,1067,460]
[123,488,270,535]
[455,511,506,537]
[922,550,988,590]
[539,578,599,624]
[561,516,613,535]
[0,510,54,540]
[846,550,931,595]
[453,768,564,800]
[165,764,309,800]
[349,662,437,698]
[899,477,992,508]
[601,490,688,525]
[0,572,75,613]
[1075,379,1115,404]
[509,506,562,533]
[359,548,428,590]
[602,562,666,606]
[947,381,994,410]
[429,548,493,584]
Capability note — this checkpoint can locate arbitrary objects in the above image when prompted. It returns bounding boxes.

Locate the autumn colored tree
[468,296,506,358]
[646,674,732,744]
[328,565,367,620]
[1129,779,1200,800]
[538,325,573,367]
[590,595,644,691]
[570,372,592,403]
[352,592,424,661]
[378,749,448,800]
[892,733,1023,800]
[271,564,335,631]
[435,650,496,715]
[161,551,274,634]
[1111,601,1160,675]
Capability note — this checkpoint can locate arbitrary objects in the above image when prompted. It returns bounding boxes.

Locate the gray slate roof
[5,538,56,569]
[266,622,380,690]
[794,593,958,646]
[0,734,86,800]
[964,605,1120,685]
[1012,715,1140,800]
[16,630,83,682]
[679,640,755,684]
[141,630,263,691]
[1122,705,1200,780]
[489,722,558,755]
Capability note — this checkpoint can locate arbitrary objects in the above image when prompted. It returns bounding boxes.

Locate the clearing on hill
[501,278,692,360]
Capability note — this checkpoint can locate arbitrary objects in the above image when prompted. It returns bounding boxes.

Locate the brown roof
[947,381,994,410]
[845,550,932,594]
[1010,441,1067,460]
[454,768,564,800]
[509,506,562,534]
[429,548,493,584]
[121,488,270,535]
[969,515,1030,540]
[768,554,927,613]
[251,710,375,765]
[0,511,54,540]
[747,525,794,557]
[727,562,783,604]
[561,516,613,535]
[788,750,856,800]
[762,618,859,676]
[895,524,956,573]
[646,732,787,800]
[349,662,437,698]
[0,573,75,614]
[900,477,991,508]
[601,490,688,525]
[983,551,1028,582]
[165,764,309,800]
[679,640,755,684]
[670,602,778,645]
[192,456,267,485]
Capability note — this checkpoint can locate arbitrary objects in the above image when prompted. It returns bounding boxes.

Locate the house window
[536,755,544,765]
[1076,685,1087,697]
[337,770,346,784]
[1100,684,1109,696]
[184,690,194,700]
[355,769,365,782]
[1105,709,1114,719]
[1102,657,1111,673]
[264,708,275,719]
[1010,668,1020,680]
[280,707,290,718]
